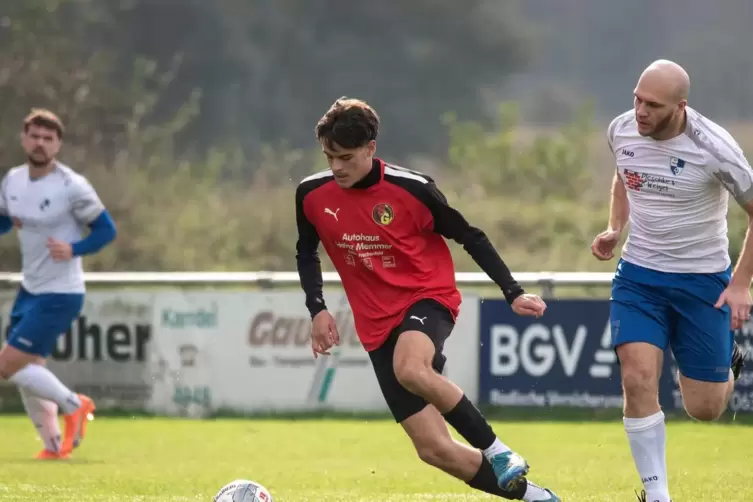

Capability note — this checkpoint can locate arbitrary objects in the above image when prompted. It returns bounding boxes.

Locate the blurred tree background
[0,0,751,274]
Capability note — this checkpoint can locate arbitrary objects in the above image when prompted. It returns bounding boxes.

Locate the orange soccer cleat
[35,449,69,460]
[61,394,96,455]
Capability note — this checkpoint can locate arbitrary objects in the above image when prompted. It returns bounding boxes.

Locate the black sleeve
[422,183,525,304]
[295,183,327,318]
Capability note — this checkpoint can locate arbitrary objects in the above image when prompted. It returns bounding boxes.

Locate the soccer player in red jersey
[295,97,560,501]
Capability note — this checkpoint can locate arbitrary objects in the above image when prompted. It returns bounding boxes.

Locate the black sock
[467,457,526,500]
[442,394,497,450]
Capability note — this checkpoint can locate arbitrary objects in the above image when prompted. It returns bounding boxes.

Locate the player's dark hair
[23,108,64,139]
[315,97,379,150]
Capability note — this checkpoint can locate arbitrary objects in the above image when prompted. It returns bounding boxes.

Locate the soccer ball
[213,479,273,502]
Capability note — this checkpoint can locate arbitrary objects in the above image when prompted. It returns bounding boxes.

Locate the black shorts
[367,298,455,423]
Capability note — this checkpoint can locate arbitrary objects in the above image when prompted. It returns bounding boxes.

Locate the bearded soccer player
[592,60,749,502]
[295,97,560,502]
[0,109,117,459]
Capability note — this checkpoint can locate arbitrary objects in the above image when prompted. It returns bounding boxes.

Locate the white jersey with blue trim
[0,162,105,294]
[607,106,753,274]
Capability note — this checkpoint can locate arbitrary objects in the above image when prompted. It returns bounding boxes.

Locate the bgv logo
[489,321,615,378]
[489,324,587,377]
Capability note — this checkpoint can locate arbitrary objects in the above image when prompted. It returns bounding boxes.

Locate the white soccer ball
[213,479,273,502]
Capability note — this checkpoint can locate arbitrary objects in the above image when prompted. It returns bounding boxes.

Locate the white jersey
[0,162,105,294]
[607,106,753,274]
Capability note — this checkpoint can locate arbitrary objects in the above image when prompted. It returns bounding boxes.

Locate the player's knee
[0,353,13,380]
[685,403,724,422]
[0,361,14,380]
[414,437,455,469]
[684,396,727,422]
[394,358,433,394]
[0,347,36,380]
[620,363,658,401]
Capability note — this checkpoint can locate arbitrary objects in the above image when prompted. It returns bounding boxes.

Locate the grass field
[0,414,752,501]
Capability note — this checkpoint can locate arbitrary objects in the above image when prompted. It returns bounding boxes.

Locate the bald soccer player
[591,60,749,502]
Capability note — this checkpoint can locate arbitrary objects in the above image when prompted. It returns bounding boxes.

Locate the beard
[640,111,676,139]
[27,150,51,168]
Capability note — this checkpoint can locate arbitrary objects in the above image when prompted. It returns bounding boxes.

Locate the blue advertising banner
[478,299,753,413]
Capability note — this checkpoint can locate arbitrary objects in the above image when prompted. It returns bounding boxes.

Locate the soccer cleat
[635,489,671,502]
[61,394,96,454]
[530,488,560,501]
[732,342,746,381]
[516,479,561,501]
[489,451,530,492]
[540,489,561,502]
[35,449,69,460]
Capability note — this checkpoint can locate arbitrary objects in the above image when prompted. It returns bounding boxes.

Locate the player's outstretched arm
[419,182,545,315]
[412,181,527,300]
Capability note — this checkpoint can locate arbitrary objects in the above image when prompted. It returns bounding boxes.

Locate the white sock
[482,438,512,462]
[624,411,671,502]
[10,364,81,415]
[523,480,552,502]
[19,387,62,453]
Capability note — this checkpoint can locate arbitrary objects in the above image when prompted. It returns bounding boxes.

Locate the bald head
[637,59,690,104]
[633,60,690,139]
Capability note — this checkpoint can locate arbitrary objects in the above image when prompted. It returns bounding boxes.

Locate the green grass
[0,415,752,501]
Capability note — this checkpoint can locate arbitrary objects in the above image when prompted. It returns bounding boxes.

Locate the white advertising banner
[148,291,481,416]
[0,287,480,416]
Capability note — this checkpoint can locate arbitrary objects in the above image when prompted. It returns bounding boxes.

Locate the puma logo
[410,315,427,325]
[324,208,340,221]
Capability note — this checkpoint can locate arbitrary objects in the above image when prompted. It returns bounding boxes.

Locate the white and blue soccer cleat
[489,451,530,492]
[537,488,561,501]
[520,480,561,501]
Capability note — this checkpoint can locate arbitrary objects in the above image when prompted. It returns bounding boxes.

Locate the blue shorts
[6,287,84,357]
[610,259,734,383]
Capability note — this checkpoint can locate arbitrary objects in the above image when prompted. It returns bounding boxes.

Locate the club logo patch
[372,203,394,226]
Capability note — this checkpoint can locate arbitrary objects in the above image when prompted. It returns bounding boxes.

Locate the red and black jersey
[295,158,524,352]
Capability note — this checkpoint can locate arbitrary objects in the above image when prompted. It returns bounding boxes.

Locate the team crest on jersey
[669,157,686,175]
[372,203,394,226]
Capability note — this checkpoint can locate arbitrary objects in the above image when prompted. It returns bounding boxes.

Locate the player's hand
[591,229,621,261]
[511,294,547,318]
[311,310,340,358]
[46,237,73,261]
[714,283,753,330]
[11,217,22,229]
